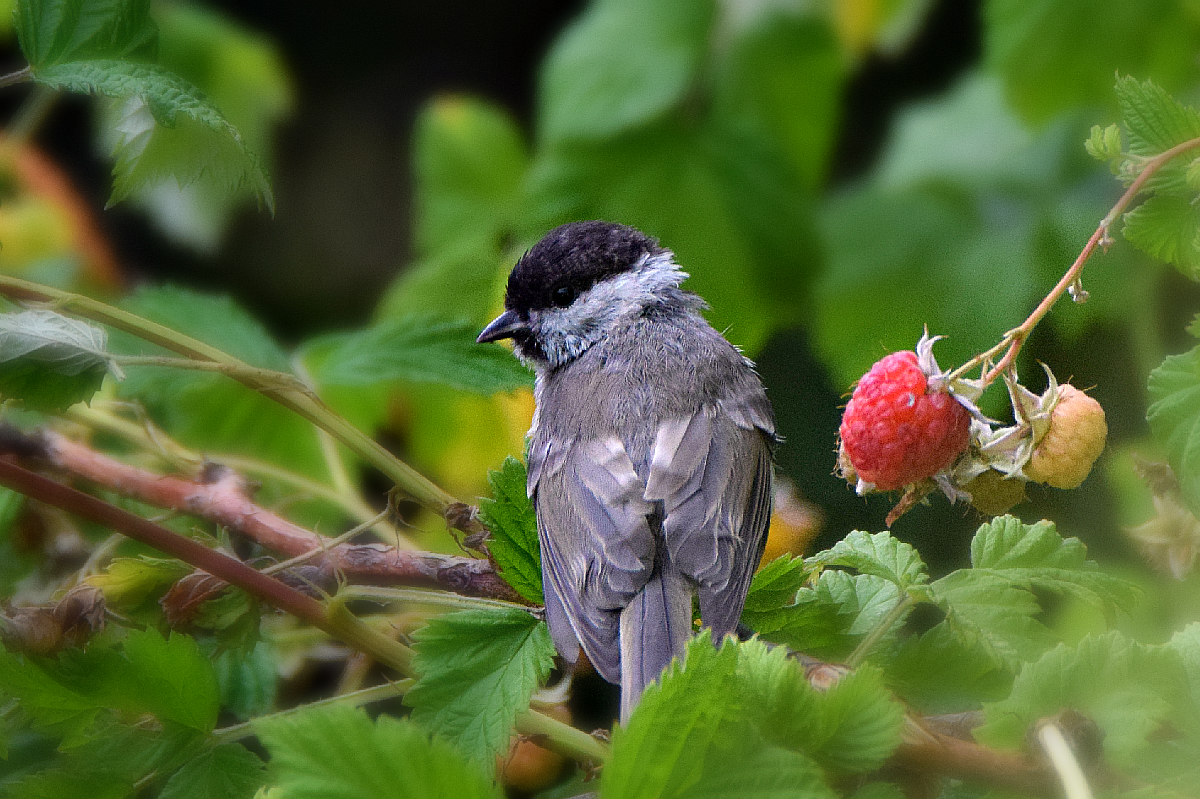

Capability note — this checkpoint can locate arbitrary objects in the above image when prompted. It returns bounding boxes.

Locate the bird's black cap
[504,221,663,313]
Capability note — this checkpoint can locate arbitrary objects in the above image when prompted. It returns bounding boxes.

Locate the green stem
[0,275,459,518]
[846,593,914,668]
[0,66,32,90]
[212,680,413,745]
[66,404,407,542]
[947,134,1200,389]
[516,708,610,763]
[340,585,533,613]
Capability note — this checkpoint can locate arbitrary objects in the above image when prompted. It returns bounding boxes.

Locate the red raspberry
[839,351,971,490]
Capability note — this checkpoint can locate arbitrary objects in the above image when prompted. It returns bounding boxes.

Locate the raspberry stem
[947,134,1200,388]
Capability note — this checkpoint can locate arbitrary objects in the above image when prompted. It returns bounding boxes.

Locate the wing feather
[646,396,774,639]
[531,435,655,684]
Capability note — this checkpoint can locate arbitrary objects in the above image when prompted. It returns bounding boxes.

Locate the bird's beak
[477,309,528,344]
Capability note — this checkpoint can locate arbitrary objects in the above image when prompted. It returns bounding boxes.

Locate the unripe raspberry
[1023,385,1107,489]
[839,350,971,490]
[964,468,1027,516]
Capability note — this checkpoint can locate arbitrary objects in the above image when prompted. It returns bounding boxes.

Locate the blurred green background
[2,0,1200,586]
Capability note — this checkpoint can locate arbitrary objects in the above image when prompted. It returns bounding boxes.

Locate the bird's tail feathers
[618,570,692,724]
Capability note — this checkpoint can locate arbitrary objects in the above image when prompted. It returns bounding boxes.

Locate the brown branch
[896,722,1056,796]
[0,425,521,603]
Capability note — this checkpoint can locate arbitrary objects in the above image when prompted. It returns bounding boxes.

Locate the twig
[211,679,414,745]
[0,275,469,529]
[896,721,1056,796]
[0,454,601,764]
[0,425,519,602]
[948,134,1200,388]
[66,403,397,538]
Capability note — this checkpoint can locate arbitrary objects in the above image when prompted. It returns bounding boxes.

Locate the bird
[477,221,776,723]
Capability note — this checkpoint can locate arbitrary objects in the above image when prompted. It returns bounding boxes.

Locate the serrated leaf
[0,628,218,748]
[742,554,809,615]
[33,59,272,210]
[925,519,1138,678]
[160,743,266,799]
[1115,75,1200,159]
[304,316,532,396]
[539,0,715,144]
[978,632,1188,770]
[478,456,542,603]
[930,570,1051,669]
[85,555,192,609]
[604,634,835,799]
[1148,349,1200,516]
[886,622,1013,712]
[738,641,904,775]
[809,530,928,592]
[0,308,111,410]
[112,2,292,250]
[404,607,555,766]
[2,719,200,799]
[255,705,500,799]
[744,569,903,661]
[118,629,219,730]
[1123,194,1200,279]
[213,642,277,721]
[16,0,157,67]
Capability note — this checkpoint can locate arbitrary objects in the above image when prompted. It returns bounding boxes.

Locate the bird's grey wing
[644,393,775,638]
[531,435,655,683]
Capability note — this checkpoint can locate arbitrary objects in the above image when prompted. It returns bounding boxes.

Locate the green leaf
[886,622,1013,713]
[116,628,220,730]
[977,632,1188,770]
[33,59,272,210]
[412,97,527,261]
[160,743,266,799]
[603,635,834,799]
[2,719,200,799]
[815,180,1038,389]
[809,530,929,592]
[710,11,843,189]
[539,0,715,144]
[16,0,157,67]
[1148,349,1200,516]
[929,569,1051,670]
[0,308,111,411]
[303,316,532,396]
[985,0,1200,122]
[1123,194,1200,279]
[380,97,527,324]
[932,518,1138,670]
[0,628,219,746]
[741,554,810,616]
[1115,76,1200,164]
[213,641,277,721]
[109,2,293,250]
[255,705,500,799]
[108,285,329,492]
[744,569,903,661]
[478,456,542,603]
[405,608,555,766]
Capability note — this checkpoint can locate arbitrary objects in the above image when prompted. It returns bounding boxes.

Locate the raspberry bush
[0,2,1199,799]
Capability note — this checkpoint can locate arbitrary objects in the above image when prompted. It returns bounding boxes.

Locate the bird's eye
[551,285,578,307]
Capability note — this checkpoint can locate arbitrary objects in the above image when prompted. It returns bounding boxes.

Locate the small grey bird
[477,221,776,722]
